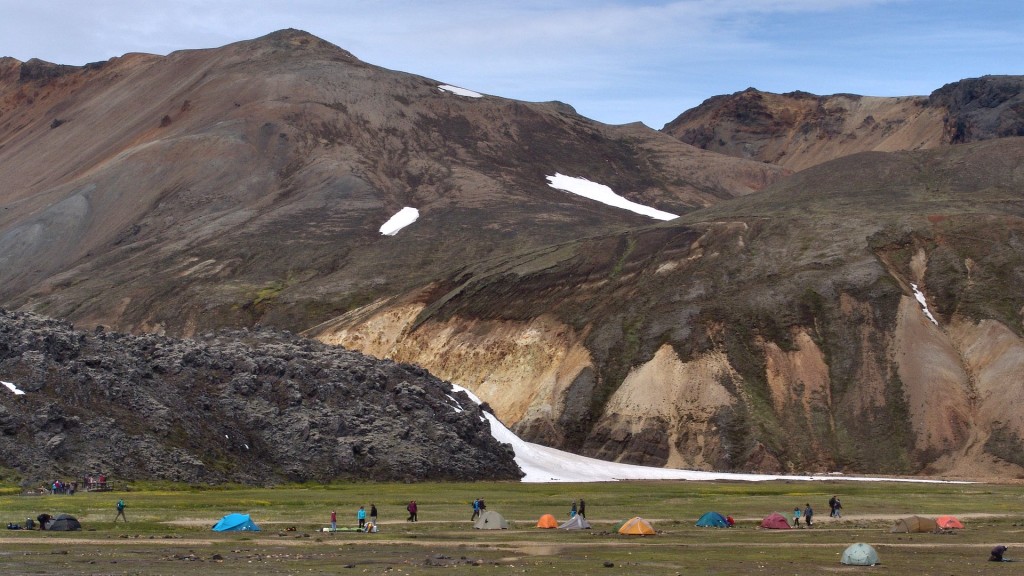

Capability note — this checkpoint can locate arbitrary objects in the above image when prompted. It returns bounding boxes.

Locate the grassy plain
[0,479,1021,575]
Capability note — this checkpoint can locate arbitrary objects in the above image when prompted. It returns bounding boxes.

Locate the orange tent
[936,515,964,529]
[536,514,558,529]
[618,517,656,536]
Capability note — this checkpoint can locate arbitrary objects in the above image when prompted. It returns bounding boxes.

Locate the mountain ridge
[662,76,1024,171]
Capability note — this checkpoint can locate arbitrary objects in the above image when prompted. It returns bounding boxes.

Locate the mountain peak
[236,28,361,62]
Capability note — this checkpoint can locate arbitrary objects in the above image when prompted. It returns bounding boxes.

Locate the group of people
[792,496,843,527]
[329,503,379,531]
[471,498,487,520]
[828,495,843,518]
[47,479,77,495]
[570,498,586,518]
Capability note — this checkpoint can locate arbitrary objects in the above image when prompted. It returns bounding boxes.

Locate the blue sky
[1,1,1021,127]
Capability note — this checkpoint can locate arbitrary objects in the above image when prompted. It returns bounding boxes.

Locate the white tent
[558,515,591,530]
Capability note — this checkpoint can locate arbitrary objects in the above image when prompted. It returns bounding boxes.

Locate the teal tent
[212,513,260,532]
[696,512,729,528]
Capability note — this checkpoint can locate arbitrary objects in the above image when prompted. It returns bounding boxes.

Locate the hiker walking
[804,503,813,527]
[792,506,802,527]
[828,496,837,517]
[357,506,366,529]
[114,498,127,523]
[370,503,378,524]
[579,498,586,518]
[406,500,418,522]
[330,510,337,532]
[472,498,481,520]
[833,497,842,518]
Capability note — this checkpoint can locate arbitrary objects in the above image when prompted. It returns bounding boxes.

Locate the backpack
[117,499,125,511]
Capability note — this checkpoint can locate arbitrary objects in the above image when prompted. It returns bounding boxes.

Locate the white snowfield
[2,381,25,395]
[438,84,483,98]
[546,173,678,221]
[379,207,420,236]
[450,385,962,484]
[911,283,938,325]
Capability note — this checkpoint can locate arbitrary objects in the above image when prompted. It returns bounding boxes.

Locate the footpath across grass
[0,479,1021,575]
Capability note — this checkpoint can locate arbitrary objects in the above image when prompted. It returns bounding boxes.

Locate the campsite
[0,479,1020,575]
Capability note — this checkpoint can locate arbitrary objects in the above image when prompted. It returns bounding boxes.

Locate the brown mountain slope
[0,30,784,335]
[311,137,1024,479]
[662,76,1024,172]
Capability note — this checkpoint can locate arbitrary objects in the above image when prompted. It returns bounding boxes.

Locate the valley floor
[0,479,1020,575]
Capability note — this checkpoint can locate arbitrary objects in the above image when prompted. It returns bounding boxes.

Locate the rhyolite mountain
[662,76,1024,172]
[0,29,782,336]
[313,136,1024,479]
[3,29,1024,481]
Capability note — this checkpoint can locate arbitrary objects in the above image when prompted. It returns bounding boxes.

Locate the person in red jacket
[406,500,418,522]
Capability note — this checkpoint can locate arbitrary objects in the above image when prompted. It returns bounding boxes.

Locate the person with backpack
[406,500,418,522]
[114,499,127,523]
[989,545,1009,562]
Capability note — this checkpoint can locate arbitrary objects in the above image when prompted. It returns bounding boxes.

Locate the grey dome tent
[558,514,591,530]
[841,543,880,566]
[473,510,509,530]
[46,514,81,531]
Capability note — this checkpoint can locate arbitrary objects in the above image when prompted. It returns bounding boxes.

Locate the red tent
[936,515,964,529]
[759,513,792,529]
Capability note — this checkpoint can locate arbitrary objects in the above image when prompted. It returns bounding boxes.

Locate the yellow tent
[617,516,656,535]
[536,514,558,529]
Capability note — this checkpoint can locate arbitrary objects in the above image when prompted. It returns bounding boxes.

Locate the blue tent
[695,511,729,528]
[212,513,261,532]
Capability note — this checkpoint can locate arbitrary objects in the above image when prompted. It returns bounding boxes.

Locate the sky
[1,1,1021,127]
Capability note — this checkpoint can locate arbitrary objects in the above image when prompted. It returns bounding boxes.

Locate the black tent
[46,514,81,531]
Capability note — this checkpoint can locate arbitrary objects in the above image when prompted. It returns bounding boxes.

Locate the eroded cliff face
[314,287,1024,479]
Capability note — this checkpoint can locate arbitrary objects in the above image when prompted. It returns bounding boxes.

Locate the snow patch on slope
[438,84,483,98]
[546,173,678,221]
[379,207,420,236]
[911,283,938,325]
